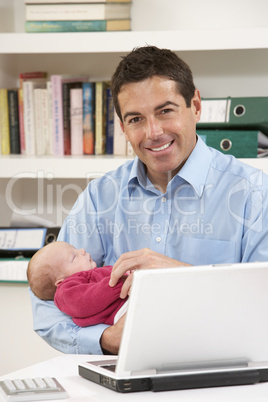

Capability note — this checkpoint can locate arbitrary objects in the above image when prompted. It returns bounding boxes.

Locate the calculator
[0,377,68,401]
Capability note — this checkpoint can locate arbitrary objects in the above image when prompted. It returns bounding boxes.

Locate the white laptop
[79,262,268,392]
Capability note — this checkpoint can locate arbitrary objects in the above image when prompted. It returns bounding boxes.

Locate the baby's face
[48,242,97,277]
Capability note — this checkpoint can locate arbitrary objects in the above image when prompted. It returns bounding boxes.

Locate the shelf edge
[0,28,268,54]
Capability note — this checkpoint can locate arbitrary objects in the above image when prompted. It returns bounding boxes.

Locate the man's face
[118,76,202,191]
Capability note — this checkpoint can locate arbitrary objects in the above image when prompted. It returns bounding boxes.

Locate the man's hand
[109,248,189,299]
[100,314,126,355]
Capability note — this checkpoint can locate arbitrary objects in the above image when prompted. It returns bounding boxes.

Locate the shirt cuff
[76,324,110,355]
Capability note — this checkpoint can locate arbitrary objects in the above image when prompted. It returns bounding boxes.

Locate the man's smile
[148,140,174,152]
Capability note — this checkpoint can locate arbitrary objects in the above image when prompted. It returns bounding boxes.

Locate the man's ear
[119,119,124,132]
[55,278,64,287]
[192,89,202,122]
[119,120,129,142]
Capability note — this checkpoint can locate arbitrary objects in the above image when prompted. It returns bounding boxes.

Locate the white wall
[0,283,61,376]
[131,0,268,31]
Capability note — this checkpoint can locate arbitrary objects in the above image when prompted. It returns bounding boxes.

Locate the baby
[27,241,128,326]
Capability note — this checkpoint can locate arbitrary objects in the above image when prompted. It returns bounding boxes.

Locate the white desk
[1,355,268,402]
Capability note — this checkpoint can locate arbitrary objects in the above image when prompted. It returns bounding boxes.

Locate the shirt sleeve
[241,186,268,262]
[29,288,108,354]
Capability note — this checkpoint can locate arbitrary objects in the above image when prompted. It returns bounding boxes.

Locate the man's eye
[129,116,141,124]
[161,108,172,114]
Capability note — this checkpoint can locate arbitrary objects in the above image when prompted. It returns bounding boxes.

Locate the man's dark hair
[111,46,196,121]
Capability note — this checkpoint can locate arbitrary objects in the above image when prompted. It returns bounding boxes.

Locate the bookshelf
[1,0,268,376]
[0,0,268,224]
[1,26,268,224]
[1,155,268,179]
[0,155,131,179]
[1,27,268,53]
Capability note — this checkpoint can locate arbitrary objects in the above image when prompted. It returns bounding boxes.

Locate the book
[51,75,88,156]
[25,3,132,21]
[23,80,36,155]
[82,82,95,155]
[33,88,43,155]
[18,88,25,154]
[18,72,47,155]
[62,81,84,155]
[0,88,10,155]
[106,86,114,154]
[50,75,65,156]
[41,87,51,155]
[7,89,20,154]
[34,87,50,155]
[46,80,54,155]
[19,71,47,83]
[70,88,83,155]
[95,81,109,155]
[25,19,131,32]
[23,79,46,155]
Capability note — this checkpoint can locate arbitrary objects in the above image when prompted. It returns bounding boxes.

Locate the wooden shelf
[0,155,267,179]
[0,155,133,179]
[0,28,268,54]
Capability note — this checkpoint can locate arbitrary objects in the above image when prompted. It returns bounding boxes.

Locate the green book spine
[26,20,108,32]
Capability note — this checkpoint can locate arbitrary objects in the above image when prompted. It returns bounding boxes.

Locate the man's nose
[145,117,163,139]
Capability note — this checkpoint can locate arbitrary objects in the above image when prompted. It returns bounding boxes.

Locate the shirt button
[156,237,162,243]
[161,197,167,203]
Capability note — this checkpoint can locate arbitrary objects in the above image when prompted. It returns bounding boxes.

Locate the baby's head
[27,241,97,300]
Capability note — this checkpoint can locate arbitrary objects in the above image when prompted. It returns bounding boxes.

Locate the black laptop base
[151,369,268,392]
[78,365,268,393]
[79,365,150,392]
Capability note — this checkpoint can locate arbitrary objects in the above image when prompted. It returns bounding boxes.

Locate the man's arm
[29,285,109,354]
[241,186,268,263]
[100,314,126,355]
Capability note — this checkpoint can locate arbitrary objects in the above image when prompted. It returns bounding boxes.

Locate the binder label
[0,228,46,250]
[200,99,230,123]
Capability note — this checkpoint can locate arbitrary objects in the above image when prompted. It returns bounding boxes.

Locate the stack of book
[0,72,134,157]
[196,97,268,158]
[24,0,132,33]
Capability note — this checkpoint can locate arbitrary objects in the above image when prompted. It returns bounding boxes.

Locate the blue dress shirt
[30,136,268,354]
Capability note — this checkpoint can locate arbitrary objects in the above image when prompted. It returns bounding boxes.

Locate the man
[30,46,268,355]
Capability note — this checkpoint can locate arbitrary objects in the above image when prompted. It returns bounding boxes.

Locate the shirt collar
[127,157,152,196]
[177,135,212,197]
[127,135,212,198]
